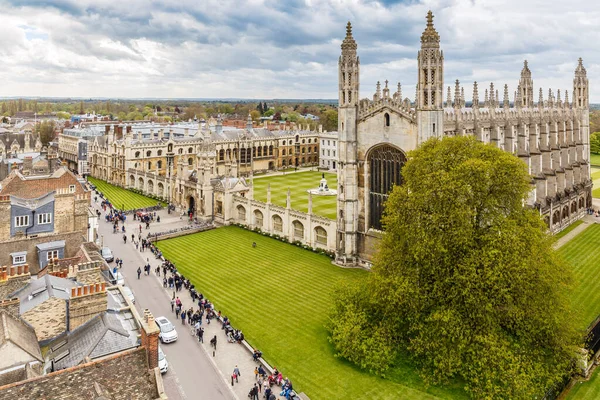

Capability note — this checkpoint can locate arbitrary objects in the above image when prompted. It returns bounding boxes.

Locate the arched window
[157,150,162,156]
[282,149,286,156]
[168,144,173,152]
[254,210,263,227]
[272,215,283,232]
[188,147,193,154]
[269,145,273,155]
[188,158,193,166]
[384,113,390,127]
[219,149,224,161]
[301,148,305,154]
[178,148,183,154]
[146,150,152,157]
[147,161,152,169]
[257,147,262,157]
[315,226,327,245]
[237,205,246,221]
[135,151,140,158]
[368,145,407,230]
[302,139,305,144]
[263,145,268,156]
[157,161,162,169]
[293,220,304,239]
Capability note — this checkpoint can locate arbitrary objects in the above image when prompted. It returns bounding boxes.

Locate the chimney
[68,283,108,331]
[105,125,110,135]
[0,264,31,300]
[23,157,33,176]
[140,308,160,369]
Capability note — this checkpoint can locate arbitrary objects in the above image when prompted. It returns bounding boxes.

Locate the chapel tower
[336,22,360,265]
[573,58,590,166]
[416,11,444,143]
[519,60,534,108]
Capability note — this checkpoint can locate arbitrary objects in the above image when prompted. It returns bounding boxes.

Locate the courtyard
[88,177,167,210]
[157,226,467,400]
[252,171,337,220]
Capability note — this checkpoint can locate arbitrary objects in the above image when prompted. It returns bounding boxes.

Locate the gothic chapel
[336,11,591,267]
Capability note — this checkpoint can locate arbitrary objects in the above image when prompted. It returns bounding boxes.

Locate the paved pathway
[553,215,598,249]
[94,200,291,400]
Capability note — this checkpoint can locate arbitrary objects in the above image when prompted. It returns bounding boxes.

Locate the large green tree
[329,136,582,399]
[590,132,600,154]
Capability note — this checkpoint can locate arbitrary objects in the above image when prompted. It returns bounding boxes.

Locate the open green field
[560,223,600,330]
[590,154,600,167]
[157,226,466,400]
[88,177,166,210]
[253,171,337,220]
[555,220,585,240]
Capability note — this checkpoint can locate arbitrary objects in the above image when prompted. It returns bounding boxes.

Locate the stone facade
[336,12,592,266]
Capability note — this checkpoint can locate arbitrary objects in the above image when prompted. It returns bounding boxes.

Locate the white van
[108,268,125,285]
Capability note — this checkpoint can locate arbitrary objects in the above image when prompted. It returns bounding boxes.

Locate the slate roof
[11,275,80,315]
[0,311,43,369]
[0,166,87,199]
[46,312,139,370]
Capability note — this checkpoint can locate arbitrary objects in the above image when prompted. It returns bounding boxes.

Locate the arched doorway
[367,144,407,230]
[188,196,195,216]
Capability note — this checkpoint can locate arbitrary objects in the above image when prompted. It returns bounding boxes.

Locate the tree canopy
[329,136,582,399]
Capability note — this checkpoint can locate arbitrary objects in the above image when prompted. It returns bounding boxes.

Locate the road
[95,205,234,400]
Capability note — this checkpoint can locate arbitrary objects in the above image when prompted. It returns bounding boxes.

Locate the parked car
[158,346,168,374]
[101,247,114,262]
[155,317,178,343]
[108,267,124,285]
[121,285,135,304]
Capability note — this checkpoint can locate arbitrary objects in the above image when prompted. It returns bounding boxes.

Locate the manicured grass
[590,153,600,167]
[591,168,600,180]
[555,220,585,240]
[88,177,166,210]
[157,227,467,400]
[567,368,600,400]
[253,171,337,219]
[559,224,600,330]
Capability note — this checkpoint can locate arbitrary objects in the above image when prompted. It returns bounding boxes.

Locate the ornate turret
[573,58,588,109]
[503,84,510,109]
[446,86,452,108]
[519,60,534,107]
[538,87,544,108]
[420,10,440,47]
[246,113,253,131]
[339,22,359,108]
[472,81,479,109]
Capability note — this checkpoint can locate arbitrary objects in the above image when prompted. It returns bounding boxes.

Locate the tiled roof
[11,275,80,314]
[0,167,86,199]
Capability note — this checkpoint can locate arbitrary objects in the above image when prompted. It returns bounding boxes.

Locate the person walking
[198,326,204,343]
[137,266,141,279]
[180,311,186,325]
[210,335,217,350]
[233,365,241,382]
[171,298,175,312]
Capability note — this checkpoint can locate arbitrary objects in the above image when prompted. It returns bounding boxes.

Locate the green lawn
[555,220,585,240]
[253,171,337,219]
[88,177,166,210]
[590,154,600,167]
[157,227,467,400]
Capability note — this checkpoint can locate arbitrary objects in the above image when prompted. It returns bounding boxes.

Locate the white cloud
[0,0,596,101]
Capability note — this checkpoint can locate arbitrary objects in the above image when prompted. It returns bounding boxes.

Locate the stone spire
[383,80,390,98]
[420,10,440,48]
[484,88,489,107]
[246,113,253,130]
[548,88,554,108]
[395,82,402,101]
[472,81,479,109]
[446,86,452,108]
[564,90,569,108]
[573,57,588,109]
[556,89,562,107]
[460,87,465,108]
[489,83,495,107]
[454,80,460,109]
[341,21,357,58]
[503,84,509,109]
[515,84,521,109]
[519,60,534,107]
[375,81,381,100]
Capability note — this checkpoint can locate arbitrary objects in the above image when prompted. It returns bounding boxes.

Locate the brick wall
[68,283,107,331]
[0,265,31,300]
[22,296,66,342]
[0,348,160,400]
[0,298,20,318]
[0,231,85,275]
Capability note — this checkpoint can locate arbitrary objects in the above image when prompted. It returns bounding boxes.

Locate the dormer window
[69,185,75,193]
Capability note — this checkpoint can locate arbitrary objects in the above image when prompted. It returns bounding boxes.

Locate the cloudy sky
[0,0,598,101]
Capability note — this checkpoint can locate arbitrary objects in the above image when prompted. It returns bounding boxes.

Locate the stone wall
[68,283,107,331]
[0,348,161,400]
[0,265,31,300]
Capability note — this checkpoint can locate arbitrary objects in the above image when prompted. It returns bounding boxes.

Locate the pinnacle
[346,21,353,37]
[426,10,434,28]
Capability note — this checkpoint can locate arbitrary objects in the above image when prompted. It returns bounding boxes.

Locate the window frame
[15,215,30,227]
[37,213,52,225]
[47,249,59,261]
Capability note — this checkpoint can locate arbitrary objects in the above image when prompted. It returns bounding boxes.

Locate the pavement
[93,199,292,400]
